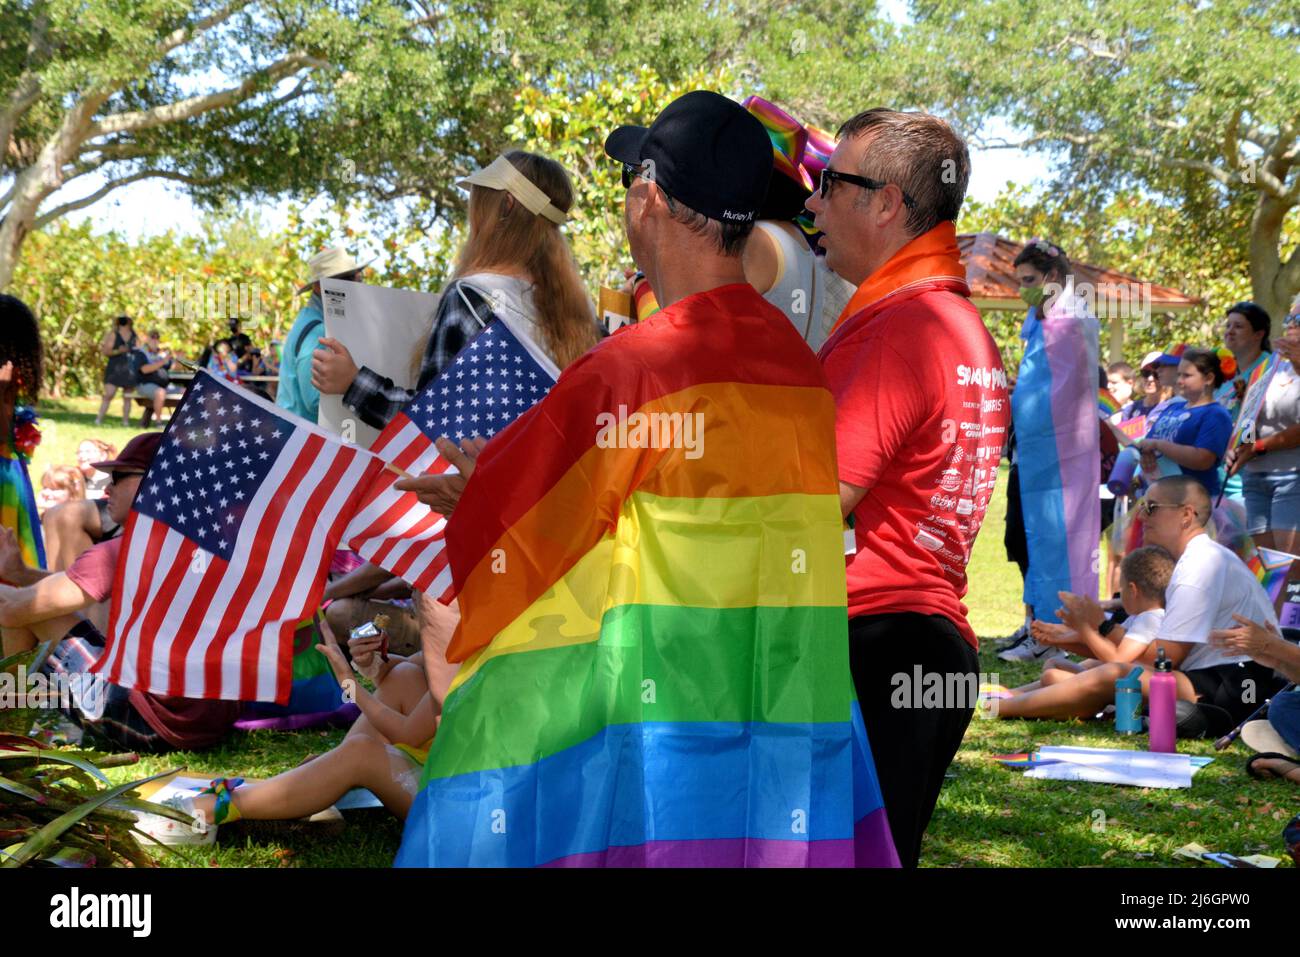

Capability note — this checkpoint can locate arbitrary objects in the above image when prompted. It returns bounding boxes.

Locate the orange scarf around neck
[830,221,968,335]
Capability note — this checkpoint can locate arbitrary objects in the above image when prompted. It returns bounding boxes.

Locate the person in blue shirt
[278,247,369,422]
[1138,348,1234,497]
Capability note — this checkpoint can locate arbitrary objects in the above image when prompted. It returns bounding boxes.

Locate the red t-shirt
[66,536,121,602]
[819,280,1009,647]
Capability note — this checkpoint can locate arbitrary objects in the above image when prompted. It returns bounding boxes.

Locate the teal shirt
[277,295,324,422]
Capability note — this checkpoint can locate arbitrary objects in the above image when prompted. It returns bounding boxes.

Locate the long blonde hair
[454,150,598,369]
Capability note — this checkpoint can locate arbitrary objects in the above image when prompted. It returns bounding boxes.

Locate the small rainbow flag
[395,286,897,868]
[1248,546,1297,603]
[1098,388,1122,418]
[631,273,660,321]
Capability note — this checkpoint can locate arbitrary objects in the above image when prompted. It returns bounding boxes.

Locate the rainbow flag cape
[0,432,44,571]
[395,285,898,868]
[1010,282,1100,614]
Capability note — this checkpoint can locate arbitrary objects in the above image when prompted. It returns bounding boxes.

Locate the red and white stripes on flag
[344,314,559,600]
[345,424,456,600]
[93,372,387,703]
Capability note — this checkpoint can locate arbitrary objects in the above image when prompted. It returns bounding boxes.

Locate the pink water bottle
[1148,646,1177,753]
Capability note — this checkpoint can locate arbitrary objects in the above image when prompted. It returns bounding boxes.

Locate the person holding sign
[310,151,600,429]
[279,247,370,422]
[1227,302,1300,552]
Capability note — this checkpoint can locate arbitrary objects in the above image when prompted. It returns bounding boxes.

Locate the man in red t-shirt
[0,432,237,751]
[806,108,1009,866]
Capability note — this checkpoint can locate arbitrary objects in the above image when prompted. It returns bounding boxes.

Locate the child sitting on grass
[993,475,1278,721]
[137,599,460,844]
[1013,545,1175,694]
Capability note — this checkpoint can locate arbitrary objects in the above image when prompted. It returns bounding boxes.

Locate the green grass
[4,400,1295,867]
[30,395,154,487]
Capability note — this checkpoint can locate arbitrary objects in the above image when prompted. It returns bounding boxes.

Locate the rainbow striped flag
[1097,388,1121,418]
[0,452,44,571]
[395,285,898,868]
[1229,352,1284,449]
[1248,546,1297,604]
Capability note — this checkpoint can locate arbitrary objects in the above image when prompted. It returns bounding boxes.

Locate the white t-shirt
[1156,533,1279,671]
[1121,608,1166,645]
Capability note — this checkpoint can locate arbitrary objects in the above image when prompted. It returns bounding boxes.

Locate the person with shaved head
[995,475,1280,723]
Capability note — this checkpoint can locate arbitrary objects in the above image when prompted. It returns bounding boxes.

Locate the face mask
[1019,285,1046,308]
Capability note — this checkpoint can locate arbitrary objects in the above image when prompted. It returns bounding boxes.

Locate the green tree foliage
[888,0,1300,331]
[1,0,887,289]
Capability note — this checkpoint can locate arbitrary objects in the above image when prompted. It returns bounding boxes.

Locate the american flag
[345,317,558,599]
[93,371,386,703]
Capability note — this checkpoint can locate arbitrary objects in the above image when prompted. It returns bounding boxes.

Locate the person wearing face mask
[999,239,1100,664]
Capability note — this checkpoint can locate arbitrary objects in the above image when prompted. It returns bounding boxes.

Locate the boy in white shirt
[1036,545,1172,669]
[997,476,1278,719]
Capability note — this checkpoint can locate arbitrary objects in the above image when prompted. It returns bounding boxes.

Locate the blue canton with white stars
[403,322,553,442]
[133,376,294,561]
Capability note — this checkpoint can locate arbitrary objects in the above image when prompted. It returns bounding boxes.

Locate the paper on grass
[1022,746,1207,789]
[319,278,439,449]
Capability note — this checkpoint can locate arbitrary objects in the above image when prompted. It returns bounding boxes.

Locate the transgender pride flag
[1011,280,1100,614]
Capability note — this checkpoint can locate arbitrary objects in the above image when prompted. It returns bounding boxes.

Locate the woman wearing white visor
[311,151,601,428]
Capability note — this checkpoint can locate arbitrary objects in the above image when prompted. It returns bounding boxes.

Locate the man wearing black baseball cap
[391,92,900,867]
[604,89,773,304]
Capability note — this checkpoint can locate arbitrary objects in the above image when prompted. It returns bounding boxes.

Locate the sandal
[1244,752,1300,782]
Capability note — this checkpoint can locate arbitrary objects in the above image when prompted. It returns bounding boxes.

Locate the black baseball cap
[604,90,773,225]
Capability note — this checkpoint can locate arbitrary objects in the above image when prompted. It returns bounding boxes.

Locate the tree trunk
[1249,191,1298,336]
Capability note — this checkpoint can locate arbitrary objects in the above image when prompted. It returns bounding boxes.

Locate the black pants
[1003,463,1029,578]
[849,612,979,867]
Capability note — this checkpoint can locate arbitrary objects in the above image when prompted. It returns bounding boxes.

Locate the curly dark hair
[0,294,42,401]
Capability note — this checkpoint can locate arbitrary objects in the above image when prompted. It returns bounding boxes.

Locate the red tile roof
[958,232,1200,313]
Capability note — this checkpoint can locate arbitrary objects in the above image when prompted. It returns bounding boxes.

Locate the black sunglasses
[819,168,917,209]
[110,470,144,485]
[1137,499,1184,518]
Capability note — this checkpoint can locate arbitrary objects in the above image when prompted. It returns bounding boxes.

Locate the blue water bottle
[1115,666,1144,734]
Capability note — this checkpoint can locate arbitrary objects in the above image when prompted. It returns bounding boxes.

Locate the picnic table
[133,371,279,426]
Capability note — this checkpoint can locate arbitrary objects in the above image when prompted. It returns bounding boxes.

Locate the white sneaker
[995,623,1031,651]
[134,793,217,846]
[997,635,1065,663]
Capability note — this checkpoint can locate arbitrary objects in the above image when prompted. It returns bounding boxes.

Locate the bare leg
[42,501,100,571]
[2,612,82,657]
[998,662,1130,719]
[1253,530,1276,550]
[1272,528,1300,556]
[417,593,460,707]
[152,388,166,425]
[998,662,1198,720]
[192,732,423,821]
[95,384,117,425]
